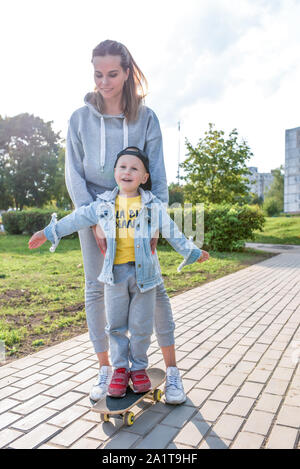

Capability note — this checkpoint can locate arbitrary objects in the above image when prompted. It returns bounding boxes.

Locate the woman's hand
[150,229,159,254]
[28,230,47,249]
[197,250,210,263]
[92,224,107,256]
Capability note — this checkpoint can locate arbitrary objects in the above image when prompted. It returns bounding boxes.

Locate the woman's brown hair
[91,40,148,122]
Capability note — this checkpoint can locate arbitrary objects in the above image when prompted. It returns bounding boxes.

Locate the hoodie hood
[84,92,128,172]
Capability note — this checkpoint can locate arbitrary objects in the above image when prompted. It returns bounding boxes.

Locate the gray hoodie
[65,93,169,209]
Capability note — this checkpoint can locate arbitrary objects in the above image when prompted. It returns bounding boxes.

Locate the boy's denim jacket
[44,187,202,293]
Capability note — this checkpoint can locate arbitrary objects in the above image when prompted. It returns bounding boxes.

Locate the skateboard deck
[90,367,165,426]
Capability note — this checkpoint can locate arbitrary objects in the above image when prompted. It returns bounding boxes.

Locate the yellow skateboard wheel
[123,411,135,426]
[153,389,162,402]
[101,413,110,422]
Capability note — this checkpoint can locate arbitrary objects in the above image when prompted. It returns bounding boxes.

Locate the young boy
[29,147,209,398]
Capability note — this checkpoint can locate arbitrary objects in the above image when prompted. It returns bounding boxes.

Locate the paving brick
[210,384,238,402]
[265,425,298,449]
[0,386,20,399]
[197,400,227,422]
[255,393,282,413]
[41,371,74,386]
[248,368,272,383]
[0,411,21,430]
[10,373,48,389]
[223,372,247,387]
[185,389,211,407]
[174,420,210,447]
[198,435,230,449]
[264,379,289,396]
[47,405,89,428]
[12,383,49,401]
[211,415,244,440]
[272,367,295,381]
[231,432,265,449]
[49,419,96,447]
[9,365,46,379]
[103,430,141,449]
[71,437,101,449]
[43,380,78,397]
[276,405,300,428]
[238,382,264,399]
[9,423,61,449]
[195,374,224,391]
[40,362,71,376]
[13,395,54,415]
[45,391,84,411]
[243,410,274,435]
[161,405,196,428]
[177,358,199,371]
[0,398,20,414]
[225,396,255,417]
[11,407,58,431]
[283,387,300,407]
[0,428,24,448]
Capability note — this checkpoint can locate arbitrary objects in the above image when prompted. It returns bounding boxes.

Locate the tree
[0,113,61,210]
[263,165,284,213]
[180,123,253,205]
[168,182,184,206]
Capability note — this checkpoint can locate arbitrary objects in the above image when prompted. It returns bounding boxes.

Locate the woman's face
[93,55,129,103]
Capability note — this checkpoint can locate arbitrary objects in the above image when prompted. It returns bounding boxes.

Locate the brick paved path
[0,252,299,449]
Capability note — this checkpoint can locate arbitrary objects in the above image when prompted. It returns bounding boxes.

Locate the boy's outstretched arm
[28,201,101,252]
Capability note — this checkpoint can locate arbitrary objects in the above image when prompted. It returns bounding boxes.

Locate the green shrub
[2,209,77,238]
[263,198,281,217]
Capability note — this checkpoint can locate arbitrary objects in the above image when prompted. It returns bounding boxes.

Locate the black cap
[114,146,152,191]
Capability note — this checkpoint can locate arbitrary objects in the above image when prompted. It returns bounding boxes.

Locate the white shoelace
[97,372,110,386]
[166,375,182,389]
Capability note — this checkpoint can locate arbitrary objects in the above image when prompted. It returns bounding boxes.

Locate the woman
[65,39,186,404]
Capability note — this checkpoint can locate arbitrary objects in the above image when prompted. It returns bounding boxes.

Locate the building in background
[247,167,274,199]
[284,127,300,214]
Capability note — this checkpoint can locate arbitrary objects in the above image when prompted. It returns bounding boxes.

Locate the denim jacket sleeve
[155,201,202,272]
[43,201,99,252]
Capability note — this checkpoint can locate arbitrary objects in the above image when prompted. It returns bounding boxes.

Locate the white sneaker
[89,366,113,402]
[164,367,187,405]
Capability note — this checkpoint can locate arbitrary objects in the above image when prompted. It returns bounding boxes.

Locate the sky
[1,0,300,184]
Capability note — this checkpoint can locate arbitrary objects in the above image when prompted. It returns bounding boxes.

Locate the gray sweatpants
[104,263,155,370]
[79,227,175,354]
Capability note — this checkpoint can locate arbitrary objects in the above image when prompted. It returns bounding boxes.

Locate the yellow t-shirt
[114,195,142,264]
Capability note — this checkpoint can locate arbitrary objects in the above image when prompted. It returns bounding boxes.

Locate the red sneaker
[107,368,130,398]
[130,369,152,393]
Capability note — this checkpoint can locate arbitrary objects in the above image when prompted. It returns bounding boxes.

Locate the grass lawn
[0,234,275,363]
[250,216,300,245]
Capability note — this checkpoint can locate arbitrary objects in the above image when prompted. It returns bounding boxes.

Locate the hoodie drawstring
[99,117,128,172]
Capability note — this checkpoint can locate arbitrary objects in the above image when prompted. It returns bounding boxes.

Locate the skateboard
[90,367,166,426]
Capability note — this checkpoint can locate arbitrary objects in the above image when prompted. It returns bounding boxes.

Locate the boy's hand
[197,250,210,263]
[28,230,47,249]
[92,224,107,256]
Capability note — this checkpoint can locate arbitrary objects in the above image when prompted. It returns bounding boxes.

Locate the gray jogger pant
[78,227,175,354]
[104,263,155,370]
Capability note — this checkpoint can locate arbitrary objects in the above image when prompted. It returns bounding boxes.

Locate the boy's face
[114,154,149,193]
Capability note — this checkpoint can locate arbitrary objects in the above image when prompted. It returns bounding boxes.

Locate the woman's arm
[65,113,94,209]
